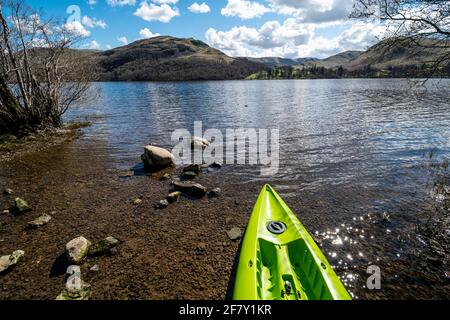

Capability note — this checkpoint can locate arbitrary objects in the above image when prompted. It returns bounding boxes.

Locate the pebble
[155,200,169,209]
[3,188,14,195]
[227,228,242,241]
[27,214,52,229]
[167,191,182,203]
[209,188,221,198]
[133,198,143,205]
[90,265,99,272]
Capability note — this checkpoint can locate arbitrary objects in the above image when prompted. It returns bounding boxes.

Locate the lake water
[69,79,450,189]
[66,79,450,299]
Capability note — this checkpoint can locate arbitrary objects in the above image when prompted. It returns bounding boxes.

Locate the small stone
[27,214,52,229]
[225,217,232,224]
[65,237,91,264]
[167,191,182,203]
[182,171,197,180]
[183,164,202,174]
[0,250,25,273]
[191,136,209,149]
[3,188,13,195]
[209,188,221,198]
[108,248,118,256]
[14,197,31,214]
[210,162,223,169]
[381,212,391,222]
[88,236,121,257]
[172,181,208,198]
[160,173,171,181]
[155,200,169,209]
[227,228,242,241]
[90,264,99,272]
[133,198,143,205]
[1,209,9,215]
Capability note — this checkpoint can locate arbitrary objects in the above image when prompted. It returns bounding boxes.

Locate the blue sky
[26,0,382,58]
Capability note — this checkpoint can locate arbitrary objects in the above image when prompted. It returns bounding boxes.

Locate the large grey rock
[191,136,209,149]
[227,228,242,241]
[56,265,91,300]
[172,182,208,198]
[14,197,31,214]
[65,237,91,264]
[0,250,25,273]
[142,145,175,169]
[88,236,121,257]
[27,214,52,229]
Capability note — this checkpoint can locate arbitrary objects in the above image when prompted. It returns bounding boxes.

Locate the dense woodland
[250,63,450,80]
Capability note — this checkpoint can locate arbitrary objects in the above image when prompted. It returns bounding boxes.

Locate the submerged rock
[88,236,121,257]
[3,188,14,195]
[65,237,91,264]
[167,191,182,203]
[172,182,207,198]
[191,136,209,149]
[14,197,31,214]
[0,250,25,274]
[227,228,242,241]
[183,164,202,174]
[141,145,175,169]
[155,200,169,209]
[27,214,52,229]
[56,265,91,300]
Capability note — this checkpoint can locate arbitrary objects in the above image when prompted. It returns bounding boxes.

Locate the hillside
[344,40,450,71]
[92,36,264,81]
[247,57,318,68]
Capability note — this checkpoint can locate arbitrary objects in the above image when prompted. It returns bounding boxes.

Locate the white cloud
[206,18,382,58]
[188,2,210,14]
[152,0,178,3]
[87,40,101,50]
[268,0,354,23]
[87,0,97,5]
[221,0,271,20]
[117,36,129,45]
[106,0,136,7]
[139,27,160,39]
[134,1,180,23]
[62,21,91,37]
[106,44,113,49]
[82,16,107,29]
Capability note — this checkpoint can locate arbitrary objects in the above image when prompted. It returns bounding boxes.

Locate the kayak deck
[233,185,351,300]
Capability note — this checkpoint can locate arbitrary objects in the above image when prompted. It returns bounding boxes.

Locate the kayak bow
[232,185,351,300]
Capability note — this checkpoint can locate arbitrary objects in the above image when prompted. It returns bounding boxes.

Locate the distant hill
[308,51,363,69]
[343,39,450,71]
[247,57,318,68]
[91,36,264,81]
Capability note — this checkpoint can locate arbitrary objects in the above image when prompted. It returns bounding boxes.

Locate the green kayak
[232,185,351,300]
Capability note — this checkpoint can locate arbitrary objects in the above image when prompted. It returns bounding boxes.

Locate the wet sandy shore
[0,133,449,300]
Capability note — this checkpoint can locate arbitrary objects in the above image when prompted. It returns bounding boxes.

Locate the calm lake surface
[66,79,450,299]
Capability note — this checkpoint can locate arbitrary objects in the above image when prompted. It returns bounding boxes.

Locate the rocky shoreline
[0,132,449,300]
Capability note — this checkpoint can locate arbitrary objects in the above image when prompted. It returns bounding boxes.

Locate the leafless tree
[351,0,450,79]
[0,0,93,136]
